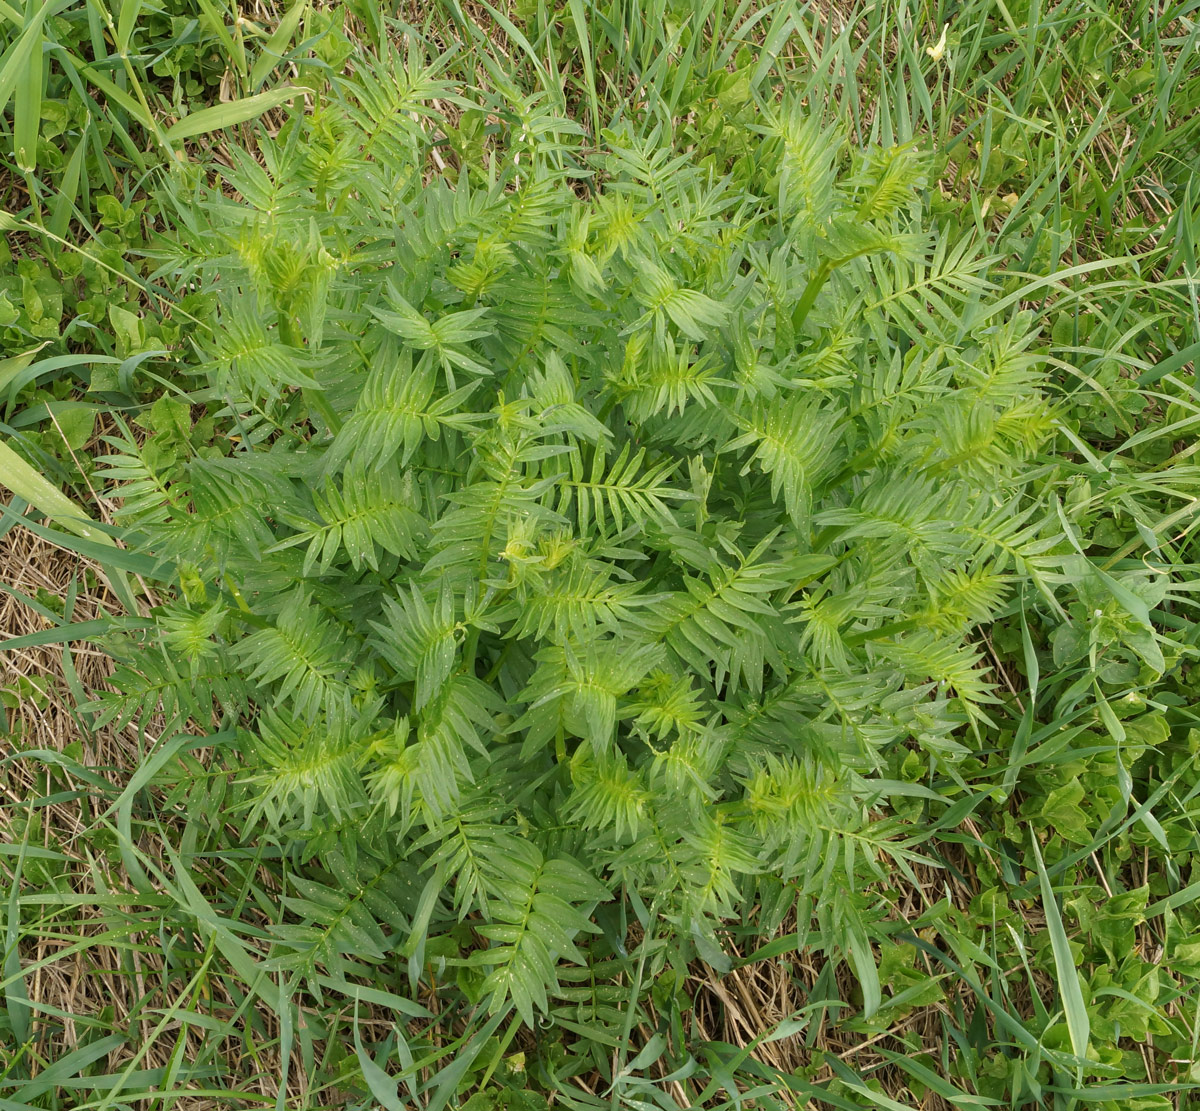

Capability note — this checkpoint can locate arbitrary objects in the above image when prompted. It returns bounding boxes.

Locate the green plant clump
[89,45,1093,1084]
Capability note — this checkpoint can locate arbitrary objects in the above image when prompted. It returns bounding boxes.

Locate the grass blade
[250,0,308,90]
[0,438,138,611]
[1030,833,1090,1060]
[162,85,310,144]
[0,438,113,548]
[566,0,600,139]
[0,617,148,652]
[3,838,31,1049]
[12,0,42,173]
[0,1,50,124]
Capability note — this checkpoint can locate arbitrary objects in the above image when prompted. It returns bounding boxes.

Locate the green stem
[99,0,178,169]
[482,641,513,684]
[843,615,927,649]
[280,315,341,435]
[597,391,622,423]
[790,260,832,335]
[461,625,481,676]
[303,388,342,437]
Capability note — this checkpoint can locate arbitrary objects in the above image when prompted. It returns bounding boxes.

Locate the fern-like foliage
[98,52,1079,1045]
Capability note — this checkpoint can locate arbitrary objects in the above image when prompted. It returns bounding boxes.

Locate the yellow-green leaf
[250,0,309,91]
[0,438,136,611]
[162,85,310,144]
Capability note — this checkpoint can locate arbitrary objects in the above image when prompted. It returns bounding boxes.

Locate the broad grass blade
[162,85,310,144]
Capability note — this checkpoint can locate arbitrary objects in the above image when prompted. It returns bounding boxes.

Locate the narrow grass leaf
[250,0,309,90]
[3,840,30,1047]
[353,1006,406,1111]
[11,0,41,173]
[0,2,51,122]
[1030,833,1089,1058]
[0,617,147,652]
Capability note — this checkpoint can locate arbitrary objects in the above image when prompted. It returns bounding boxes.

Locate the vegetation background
[1,0,1199,1108]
